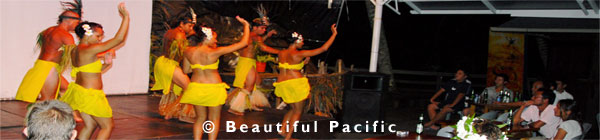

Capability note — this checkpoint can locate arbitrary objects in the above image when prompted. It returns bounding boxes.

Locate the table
[472,102,521,113]
[365,132,449,140]
[506,127,539,139]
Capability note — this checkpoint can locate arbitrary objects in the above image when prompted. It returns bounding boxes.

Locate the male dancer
[151,8,196,122]
[16,0,82,103]
[228,6,275,115]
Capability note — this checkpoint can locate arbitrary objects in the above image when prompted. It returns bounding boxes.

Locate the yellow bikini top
[190,60,219,70]
[71,60,102,78]
[278,62,304,70]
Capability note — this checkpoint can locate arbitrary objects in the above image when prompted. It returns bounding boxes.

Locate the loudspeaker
[341,72,389,128]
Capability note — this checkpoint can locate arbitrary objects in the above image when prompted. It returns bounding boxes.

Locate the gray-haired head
[25,100,75,140]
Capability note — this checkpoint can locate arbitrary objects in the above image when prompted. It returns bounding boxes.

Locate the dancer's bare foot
[164,115,172,120]
[276,102,287,110]
[278,132,286,138]
[228,109,244,116]
[179,116,195,124]
[251,106,263,112]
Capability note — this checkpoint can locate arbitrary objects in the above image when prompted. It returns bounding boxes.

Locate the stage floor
[0,94,338,139]
[1,93,435,139]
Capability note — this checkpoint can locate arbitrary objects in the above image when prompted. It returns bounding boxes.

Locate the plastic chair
[579,122,591,140]
[597,113,600,136]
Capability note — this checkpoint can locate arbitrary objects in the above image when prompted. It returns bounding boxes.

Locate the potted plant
[255,54,276,72]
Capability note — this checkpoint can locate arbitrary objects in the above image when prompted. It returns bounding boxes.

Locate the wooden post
[337,59,343,73]
[318,60,327,74]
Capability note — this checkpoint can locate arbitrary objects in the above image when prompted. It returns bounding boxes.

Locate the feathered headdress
[61,0,82,16]
[189,7,197,24]
[252,4,270,26]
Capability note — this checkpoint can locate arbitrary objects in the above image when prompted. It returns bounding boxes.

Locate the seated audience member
[523,80,544,102]
[552,79,573,105]
[425,69,471,130]
[513,89,561,139]
[23,100,77,140]
[553,99,582,140]
[479,73,513,121]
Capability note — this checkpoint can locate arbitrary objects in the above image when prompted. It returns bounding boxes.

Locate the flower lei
[291,32,303,44]
[451,115,508,140]
[82,24,93,36]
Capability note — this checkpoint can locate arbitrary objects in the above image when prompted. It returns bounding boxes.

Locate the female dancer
[59,3,129,140]
[180,16,249,140]
[553,99,582,139]
[259,24,337,139]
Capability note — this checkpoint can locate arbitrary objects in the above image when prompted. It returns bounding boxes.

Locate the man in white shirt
[553,80,573,105]
[513,89,562,139]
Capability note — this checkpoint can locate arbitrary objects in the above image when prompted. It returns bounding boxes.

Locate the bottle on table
[513,92,520,102]
[464,92,470,108]
[505,90,512,103]
[496,90,503,103]
[416,114,423,135]
[482,90,489,104]
[470,90,475,101]
[507,109,514,131]
[474,93,480,104]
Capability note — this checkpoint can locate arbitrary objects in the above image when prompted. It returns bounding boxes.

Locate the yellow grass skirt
[151,56,183,95]
[60,83,112,118]
[15,60,58,103]
[273,77,310,103]
[180,82,230,107]
[233,57,256,88]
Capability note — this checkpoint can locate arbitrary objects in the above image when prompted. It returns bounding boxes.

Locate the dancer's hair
[188,26,213,46]
[285,31,302,45]
[251,18,268,27]
[74,22,103,39]
[170,8,196,28]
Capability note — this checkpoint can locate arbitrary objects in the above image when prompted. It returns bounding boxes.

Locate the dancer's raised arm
[85,3,130,54]
[213,16,250,56]
[298,24,337,57]
[258,39,280,54]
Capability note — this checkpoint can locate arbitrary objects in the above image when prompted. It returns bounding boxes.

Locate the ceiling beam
[410,9,600,19]
[480,0,497,14]
[404,0,480,2]
[491,27,600,33]
[577,0,590,15]
[384,0,402,15]
[404,0,422,14]
[587,0,599,14]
